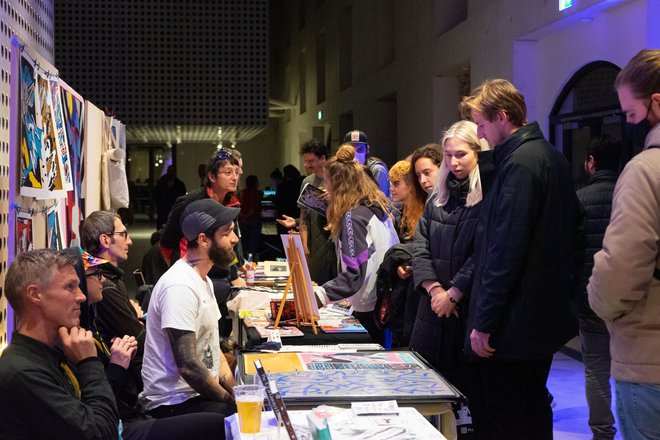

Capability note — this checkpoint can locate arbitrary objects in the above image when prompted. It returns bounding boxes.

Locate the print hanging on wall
[49,78,73,191]
[60,80,85,238]
[16,212,34,254]
[46,204,63,250]
[19,53,46,198]
[36,72,67,199]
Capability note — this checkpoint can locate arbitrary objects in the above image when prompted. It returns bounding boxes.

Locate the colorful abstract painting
[49,78,73,191]
[46,204,63,250]
[60,80,85,244]
[16,212,34,254]
[36,72,67,198]
[19,54,46,198]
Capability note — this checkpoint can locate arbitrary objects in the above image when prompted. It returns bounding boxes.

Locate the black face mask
[626,99,653,146]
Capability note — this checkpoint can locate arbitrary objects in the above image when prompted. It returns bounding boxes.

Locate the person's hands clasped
[109,335,138,369]
[59,326,96,364]
[470,329,495,358]
[396,265,413,280]
[430,286,459,318]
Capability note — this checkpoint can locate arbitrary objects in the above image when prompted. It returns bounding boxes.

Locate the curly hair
[324,144,392,240]
[389,160,424,240]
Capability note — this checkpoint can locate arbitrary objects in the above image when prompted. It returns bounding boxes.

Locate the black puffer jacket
[466,122,584,361]
[410,177,482,375]
[576,169,618,320]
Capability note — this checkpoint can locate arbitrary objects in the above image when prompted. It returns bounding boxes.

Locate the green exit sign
[559,0,573,10]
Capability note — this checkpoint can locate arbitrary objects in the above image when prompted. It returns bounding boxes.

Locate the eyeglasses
[86,270,103,282]
[106,231,129,239]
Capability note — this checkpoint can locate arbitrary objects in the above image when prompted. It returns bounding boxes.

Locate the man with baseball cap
[344,129,390,197]
[140,199,239,419]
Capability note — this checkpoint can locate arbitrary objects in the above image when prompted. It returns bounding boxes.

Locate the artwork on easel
[16,212,34,254]
[46,204,62,250]
[49,78,73,191]
[275,234,320,334]
[19,53,46,198]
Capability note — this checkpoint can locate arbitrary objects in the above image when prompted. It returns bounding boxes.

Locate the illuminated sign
[559,0,573,11]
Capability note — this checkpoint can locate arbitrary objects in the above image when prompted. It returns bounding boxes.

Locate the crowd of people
[0,49,658,440]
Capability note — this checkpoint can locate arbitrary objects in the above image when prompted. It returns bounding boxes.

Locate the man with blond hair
[0,249,118,439]
[588,49,660,439]
[460,78,583,439]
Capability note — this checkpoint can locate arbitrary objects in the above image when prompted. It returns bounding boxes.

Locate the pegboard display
[54,0,268,127]
[1,0,55,348]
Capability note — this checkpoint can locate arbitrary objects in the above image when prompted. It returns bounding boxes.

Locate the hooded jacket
[588,123,660,383]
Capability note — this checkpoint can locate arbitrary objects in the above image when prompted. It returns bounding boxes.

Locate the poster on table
[19,53,46,198]
[49,78,73,192]
[46,204,63,250]
[60,80,85,246]
[36,72,67,199]
[16,212,34,254]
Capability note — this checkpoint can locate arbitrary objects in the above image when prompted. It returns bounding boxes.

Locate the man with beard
[140,199,239,419]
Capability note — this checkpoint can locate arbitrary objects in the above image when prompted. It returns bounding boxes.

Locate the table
[225,406,448,440]
[241,320,373,350]
[237,350,463,439]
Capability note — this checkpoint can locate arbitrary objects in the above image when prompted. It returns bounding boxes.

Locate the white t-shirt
[140,259,221,410]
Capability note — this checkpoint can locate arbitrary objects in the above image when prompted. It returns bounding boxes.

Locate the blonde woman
[317,145,400,343]
[411,120,489,388]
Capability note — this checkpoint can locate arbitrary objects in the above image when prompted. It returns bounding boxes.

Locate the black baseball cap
[344,130,368,144]
[180,199,240,241]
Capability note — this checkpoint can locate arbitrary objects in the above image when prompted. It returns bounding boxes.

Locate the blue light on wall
[559,0,573,11]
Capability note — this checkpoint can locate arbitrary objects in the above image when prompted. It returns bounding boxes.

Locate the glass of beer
[234,384,265,435]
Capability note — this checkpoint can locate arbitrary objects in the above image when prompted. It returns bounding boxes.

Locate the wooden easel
[273,236,319,334]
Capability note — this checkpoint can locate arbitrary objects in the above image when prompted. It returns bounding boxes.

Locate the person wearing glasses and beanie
[81,210,145,388]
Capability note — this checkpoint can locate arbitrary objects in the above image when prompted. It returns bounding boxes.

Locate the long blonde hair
[389,160,424,240]
[325,144,393,240]
[433,120,489,208]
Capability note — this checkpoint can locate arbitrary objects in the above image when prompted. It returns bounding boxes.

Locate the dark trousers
[353,310,383,345]
[123,412,226,440]
[475,357,553,440]
[147,395,236,419]
[579,314,616,440]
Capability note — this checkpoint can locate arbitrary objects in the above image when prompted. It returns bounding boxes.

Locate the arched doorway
[549,61,640,187]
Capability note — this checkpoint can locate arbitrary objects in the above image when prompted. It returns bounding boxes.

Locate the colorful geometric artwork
[19,54,46,198]
[60,80,85,245]
[36,72,67,199]
[46,204,63,250]
[49,78,73,191]
[16,212,34,254]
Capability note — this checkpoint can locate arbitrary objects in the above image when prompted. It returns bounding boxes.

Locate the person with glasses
[157,149,245,340]
[82,210,145,389]
[67,247,227,440]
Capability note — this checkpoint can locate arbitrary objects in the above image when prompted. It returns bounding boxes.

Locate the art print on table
[49,78,73,191]
[47,204,63,250]
[299,351,425,370]
[19,54,46,198]
[36,72,66,198]
[16,212,34,254]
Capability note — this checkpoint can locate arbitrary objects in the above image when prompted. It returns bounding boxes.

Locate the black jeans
[123,412,226,440]
[147,395,236,419]
[353,310,383,345]
[475,357,554,440]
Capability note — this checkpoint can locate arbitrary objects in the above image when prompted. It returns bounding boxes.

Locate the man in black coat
[576,135,621,440]
[460,79,583,439]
